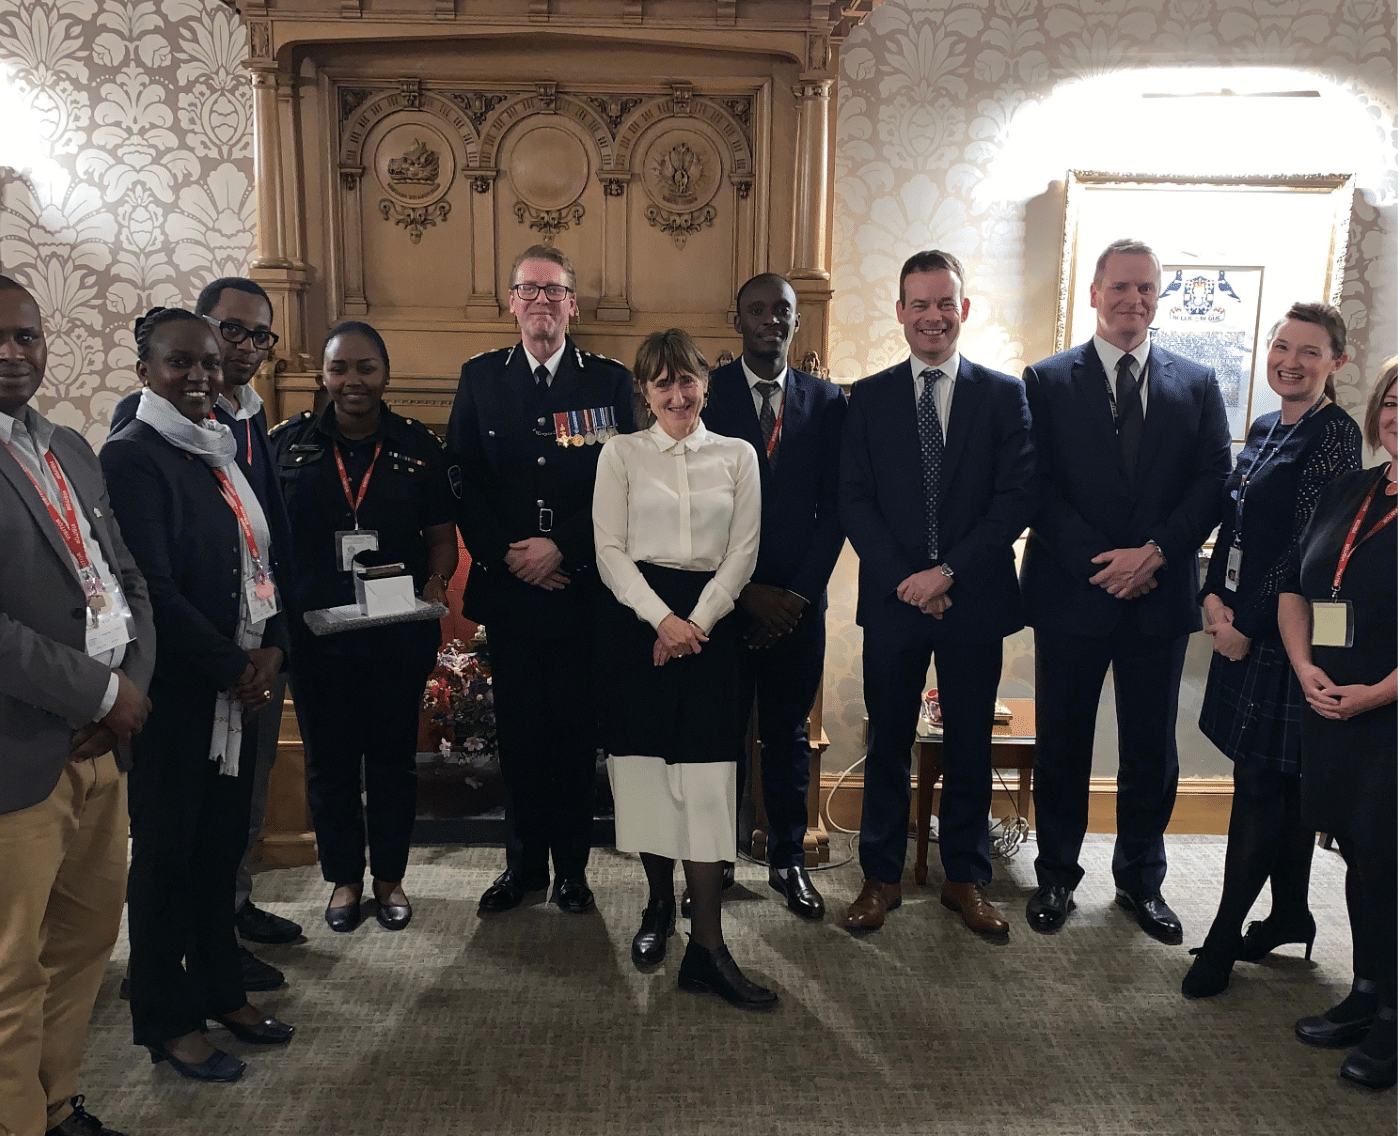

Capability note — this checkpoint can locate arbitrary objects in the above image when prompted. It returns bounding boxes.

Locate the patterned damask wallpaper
[0,0,253,448]
[0,0,1394,777]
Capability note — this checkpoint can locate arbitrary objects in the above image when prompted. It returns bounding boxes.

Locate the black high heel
[1239,912,1316,962]
[1181,939,1240,999]
[146,1041,245,1082]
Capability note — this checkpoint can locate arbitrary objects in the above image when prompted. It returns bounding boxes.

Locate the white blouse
[593,420,761,633]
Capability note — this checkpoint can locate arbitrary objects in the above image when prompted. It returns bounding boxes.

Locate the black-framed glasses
[205,316,279,350]
[510,283,574,302]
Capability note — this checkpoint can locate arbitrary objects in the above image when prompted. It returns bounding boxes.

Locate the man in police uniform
[447,245,635,915]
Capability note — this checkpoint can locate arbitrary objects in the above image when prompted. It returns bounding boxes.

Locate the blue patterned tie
[918,368,945,560]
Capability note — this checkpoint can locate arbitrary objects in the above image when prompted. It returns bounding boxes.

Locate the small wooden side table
[913,697,1036,885]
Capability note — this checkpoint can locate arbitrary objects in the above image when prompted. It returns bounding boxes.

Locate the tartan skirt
[1198,632,1302,774]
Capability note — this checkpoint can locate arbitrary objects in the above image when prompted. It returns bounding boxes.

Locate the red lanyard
[333,441,383,525]
[3,442,91,569]
[765,405,783,460]
[212,467,264,564]
[1331,476,1397,598]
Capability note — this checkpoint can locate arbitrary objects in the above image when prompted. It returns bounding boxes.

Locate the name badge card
[336,529,380,571]
[1224,545,1242,592]
[83,571,135,657]
[245,564,281,625]
[1310,600,1353,648]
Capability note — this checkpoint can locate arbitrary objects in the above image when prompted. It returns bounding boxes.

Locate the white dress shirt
[908,350,961,439]
[593,420,761,634]
[1092,333,1152,416]
[742,357,788,421]
[0,406,124,714]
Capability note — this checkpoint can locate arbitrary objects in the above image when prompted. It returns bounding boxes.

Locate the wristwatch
[938,563,955,579]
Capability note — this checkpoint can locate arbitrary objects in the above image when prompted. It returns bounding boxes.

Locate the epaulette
[581,349,628,370]
[401,417,446,448]
[466,346,512,365]
[269,410,313,436]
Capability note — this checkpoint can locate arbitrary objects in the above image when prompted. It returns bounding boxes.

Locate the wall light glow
[0,60,66,200]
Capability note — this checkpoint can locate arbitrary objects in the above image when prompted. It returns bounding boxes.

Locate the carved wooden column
[596,173,630,321]
[250,67,289,270]
[465,171,499,318]
[790,78,831,282]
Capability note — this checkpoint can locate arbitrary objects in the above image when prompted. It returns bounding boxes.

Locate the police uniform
[270,402,454,887]
[446,336,635,887]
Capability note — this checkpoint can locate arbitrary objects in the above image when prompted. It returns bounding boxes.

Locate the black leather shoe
[1115,890,1183,944]
[679,862,735,918]
[1297,1007,1377,1048]
[324,892,363,934]
[234,900,302,944]
[1181,940,1238,999]
[677,938,777,1011]
[769,866,824,921]
[146,1042,245,1082]
[1341,1048,1398,1089]
[210,1013,295,1045]
[46,1095,127,1136]
[376,899,412,930]
[1239,912,1316,962]
[552,877,595,914]
[237,945,285,989]
[478,868,548,914]
[1025,884,1075,933]
[631,897,676,966]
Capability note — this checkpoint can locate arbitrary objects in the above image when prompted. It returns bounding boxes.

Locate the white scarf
[136,388,270,775]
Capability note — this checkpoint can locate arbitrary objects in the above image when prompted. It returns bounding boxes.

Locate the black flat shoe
[679,862,735,918]
[552,877,596,914]
[769,866,825,921]
[1341,1048,1398,1089]
[478,868,549,914]
[210,1013,295,1045]
[1297,1007,1377,1048]
[325,886,363,933]
[1181,940,1239,999]
[1239,912,1316,962]
[677,938,777,1011]
[376,900,412,930]
[234,900,302,945]
[631,897,676,967]
[1025,884,1075,933]
[1115,889,1183,944]
[146,1042,245,1082]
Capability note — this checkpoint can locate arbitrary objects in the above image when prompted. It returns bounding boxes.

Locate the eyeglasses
[510,283,574,302]
[205,316,279,350]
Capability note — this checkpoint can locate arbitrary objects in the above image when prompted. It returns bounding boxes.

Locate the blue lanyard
[1232,394,1326,544]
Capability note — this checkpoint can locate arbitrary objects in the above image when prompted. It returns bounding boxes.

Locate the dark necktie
[754,380,781,470]
[1115,354,1143,481]
[533,364,550,394]
[917,368,945,560]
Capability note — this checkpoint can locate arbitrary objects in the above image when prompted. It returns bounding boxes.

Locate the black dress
[1198,405,1361,771]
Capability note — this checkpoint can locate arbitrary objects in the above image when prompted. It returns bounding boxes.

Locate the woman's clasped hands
[653,613,708,666]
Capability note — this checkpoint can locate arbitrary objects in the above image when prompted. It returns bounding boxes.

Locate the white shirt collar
[524,341,568,382]
[647,418,709,453]
[740,356,788,391]
[217,381,264,421]
[908,351,961,383]
[0,404,53,452]
[1092,333,1152,381]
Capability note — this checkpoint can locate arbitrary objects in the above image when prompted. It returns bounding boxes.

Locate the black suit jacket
[446,337,635,635]
[1019,339,1232,639]
[839,357,1035,642]
[100,422,290,696]
[700,361,847,606]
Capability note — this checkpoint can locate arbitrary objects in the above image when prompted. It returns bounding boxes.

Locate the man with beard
[695,273,846,923]
[111,278,299,988]
[448,246,634,916]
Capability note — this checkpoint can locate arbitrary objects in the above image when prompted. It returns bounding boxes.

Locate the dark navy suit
[840,357,1035,886]
[701,361,847,868]
[1020,339,1230,893]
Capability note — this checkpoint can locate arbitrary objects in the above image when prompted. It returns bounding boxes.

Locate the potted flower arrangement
[420,632,497,764]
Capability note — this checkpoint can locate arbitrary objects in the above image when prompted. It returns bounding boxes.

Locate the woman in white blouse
[593,329,774,1010]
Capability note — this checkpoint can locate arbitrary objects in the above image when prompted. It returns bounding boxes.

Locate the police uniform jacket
[269,403,455,646]
[446,337,635,635]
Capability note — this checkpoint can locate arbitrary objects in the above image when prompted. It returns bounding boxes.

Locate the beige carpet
[77,835,1393,1135]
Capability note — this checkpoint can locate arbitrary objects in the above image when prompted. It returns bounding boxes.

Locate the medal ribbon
[212,467,266,565]
[333,441,383,527]
[3,442,92,570]
[1330,476,1397,598]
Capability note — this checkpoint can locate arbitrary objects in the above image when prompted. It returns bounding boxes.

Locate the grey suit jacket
[0,414,156,814]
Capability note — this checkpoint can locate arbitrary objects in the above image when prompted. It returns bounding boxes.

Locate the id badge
[245,565,281,624]
[83,576,135,657]
[1311,600,1354,648]
[1224,545,1242,592]
[336,529,379,571]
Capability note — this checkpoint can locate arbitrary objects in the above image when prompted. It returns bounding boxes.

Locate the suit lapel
[0,430,83,582]
[776,370,810,475]
[937,358,979,502]
[1135,347,1171,481]
[718,364,766,455]
[548,339,581,407]
[1072,343,1126,476]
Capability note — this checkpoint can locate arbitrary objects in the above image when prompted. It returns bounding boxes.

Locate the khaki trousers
[0,755,127,1136]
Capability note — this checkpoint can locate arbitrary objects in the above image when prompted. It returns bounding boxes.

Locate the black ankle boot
[1182,938,1240,999]
[677,938,777,1011]
[1239,911,1316,962]
[631,897,676,967]
[1297,980,1379,1048]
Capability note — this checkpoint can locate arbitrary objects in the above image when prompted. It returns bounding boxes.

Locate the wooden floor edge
[816,773,1234,836]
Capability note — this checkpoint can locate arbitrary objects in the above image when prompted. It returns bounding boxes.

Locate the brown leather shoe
[940,881,1010,937]
[845,878,902,931]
